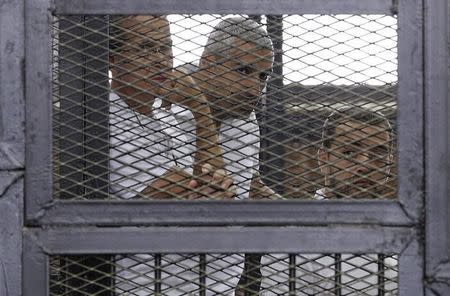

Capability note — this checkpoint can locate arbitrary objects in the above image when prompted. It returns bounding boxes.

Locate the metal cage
[0,0,449,295]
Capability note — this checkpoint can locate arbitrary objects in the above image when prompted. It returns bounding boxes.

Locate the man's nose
[353,153,371,174]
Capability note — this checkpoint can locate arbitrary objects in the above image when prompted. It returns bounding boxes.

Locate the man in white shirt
[109,15,275,295]
[109,15,235,201]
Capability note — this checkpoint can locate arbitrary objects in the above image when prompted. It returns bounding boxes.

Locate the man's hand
[187,163,236,200]
[141,165,235,200]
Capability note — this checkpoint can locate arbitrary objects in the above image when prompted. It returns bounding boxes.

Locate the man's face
[319,120,392,199]
[110,16,173,104]
[201,39,273,120]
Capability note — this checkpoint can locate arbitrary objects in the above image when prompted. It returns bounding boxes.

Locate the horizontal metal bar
[28,200,414,226]
[26,225,415,254]
[54,0,396,15]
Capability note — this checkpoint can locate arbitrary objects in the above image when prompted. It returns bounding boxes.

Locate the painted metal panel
[396,0,424,221]
[23,229,49,296]
[25,0,54,222]
[424,0,450,281]
[54,0,397,15]
[399,238,424,296]
[29,226,415,254]
[32,200,413,226]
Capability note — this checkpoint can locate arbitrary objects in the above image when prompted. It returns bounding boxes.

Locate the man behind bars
[109,15,274,295]
[316,107,394,200]
[258,107,394,295]
[109,15,236,200]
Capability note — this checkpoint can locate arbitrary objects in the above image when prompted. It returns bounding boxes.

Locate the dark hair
[321,107,393,151]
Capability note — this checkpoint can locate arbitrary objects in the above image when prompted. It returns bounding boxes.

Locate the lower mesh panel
[50,253,398,295]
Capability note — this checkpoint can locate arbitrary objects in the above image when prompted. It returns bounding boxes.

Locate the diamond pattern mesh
[52,13,397,201]
[50,254,398,295]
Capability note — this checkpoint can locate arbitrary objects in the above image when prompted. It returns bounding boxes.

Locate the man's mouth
[353,179,373,187]
[151,75,167,82]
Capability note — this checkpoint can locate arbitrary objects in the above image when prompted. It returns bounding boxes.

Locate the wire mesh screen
[51,14,397,200]
[49,253,398,295]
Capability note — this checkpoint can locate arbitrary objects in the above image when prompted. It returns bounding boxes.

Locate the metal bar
[58,16,87,199]
[23,230,49,296]
[264,15,285,194]
[398,237,424,296]
[31,200,414,226]
[378,254,386,296]
[83,16,110,199]
[334,254,342,296]
[25,0,54,222]
[288,254,296,295]
[424,0,450,277]
[54,0,396,15]
[0,176,23,296]
[30,226,414,254]
[0,0,25,295]
[155,254,162,295]
[396,0,424,220]
[199,254,206,296]
[0,0,25,171]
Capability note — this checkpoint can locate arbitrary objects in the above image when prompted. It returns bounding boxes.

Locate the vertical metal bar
[155,254,162,295]
[23,231,49,296]
[25,0,53,222]
[58,16,86,199]
[59,16,113,295]
[288,254,296,295]
[378,254,386,296]
[424,0,450,282]
[199,254,206,296]
[0,0,25,295]
[83,16,110,199]
[397,0,424,219]
[399,238,423,296]
[334,254,342,296]
[263,15,285,194]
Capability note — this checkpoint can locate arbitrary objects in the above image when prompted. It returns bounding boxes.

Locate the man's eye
[259,72,269,81]
[342,149,356,156]
[236,67,251,75]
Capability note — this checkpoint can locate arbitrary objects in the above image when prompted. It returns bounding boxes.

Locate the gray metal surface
[424,0,450,294]
[399,238,424,296]
[396,0,424,222]
[23,229,48,296]
[25,0,53,222]
[17,0,439,295]
[54,0,396,15]
[31,200,413,226]
[0,0,25,295]
[27,226,415,254]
